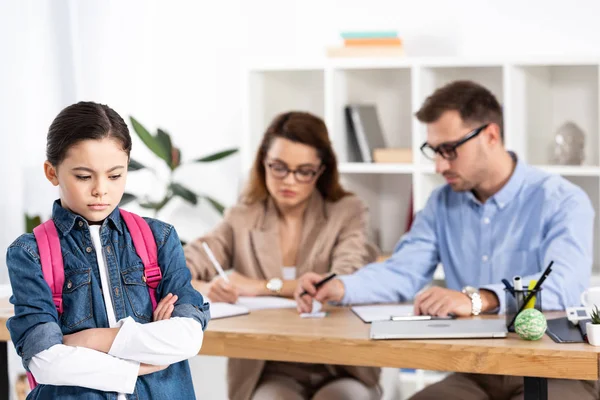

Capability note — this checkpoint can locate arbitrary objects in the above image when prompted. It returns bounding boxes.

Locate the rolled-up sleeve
[6,241,64,370]
[152,222,211,330]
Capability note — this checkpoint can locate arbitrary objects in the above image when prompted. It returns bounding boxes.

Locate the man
[295,80,599,399]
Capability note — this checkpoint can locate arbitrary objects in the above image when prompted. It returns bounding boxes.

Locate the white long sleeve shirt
[29,225,203,396]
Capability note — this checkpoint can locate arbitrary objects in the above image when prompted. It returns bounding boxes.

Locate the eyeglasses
[265,161,321,183]
[420,123,490,161]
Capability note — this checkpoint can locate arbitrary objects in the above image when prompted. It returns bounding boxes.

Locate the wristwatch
[266,277,283,294]
[461,286,482,316]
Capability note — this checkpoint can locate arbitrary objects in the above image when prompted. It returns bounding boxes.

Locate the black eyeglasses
[420,123,490,161]
[265,161,322,183]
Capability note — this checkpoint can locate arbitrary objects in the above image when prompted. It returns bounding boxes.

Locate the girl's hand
[138,363,169,376]
[153,293,178,321]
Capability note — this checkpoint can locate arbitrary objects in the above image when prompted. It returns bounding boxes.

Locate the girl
[184,111,381,400]
[7,101,210,399]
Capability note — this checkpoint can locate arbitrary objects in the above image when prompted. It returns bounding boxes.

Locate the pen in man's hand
[300,273,337,297]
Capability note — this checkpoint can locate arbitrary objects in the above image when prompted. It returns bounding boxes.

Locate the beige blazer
[184,191,380,400]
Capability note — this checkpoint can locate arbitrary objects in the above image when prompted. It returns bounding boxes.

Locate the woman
[184,111,381,400]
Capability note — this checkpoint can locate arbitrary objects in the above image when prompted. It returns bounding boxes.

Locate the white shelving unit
[242,56,600,274]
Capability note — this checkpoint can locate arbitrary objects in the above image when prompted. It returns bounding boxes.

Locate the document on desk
[236,296,297,310]
[207,296,308,319]
[351,304,415,323]
[209,302,250,319]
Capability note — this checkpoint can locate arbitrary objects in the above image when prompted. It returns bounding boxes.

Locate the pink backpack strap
[30,219,65,390]
[119,209,161,310]
[33,220,65,315]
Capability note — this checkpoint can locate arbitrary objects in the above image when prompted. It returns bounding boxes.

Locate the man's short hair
[415,80,504,141]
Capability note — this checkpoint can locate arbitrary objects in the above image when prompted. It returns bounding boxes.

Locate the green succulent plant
[121,116,238,217]
[591,305,600,325]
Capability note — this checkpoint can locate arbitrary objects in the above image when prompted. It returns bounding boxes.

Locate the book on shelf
[372,148,413,163]
[327,46,404,58]
[344,37,402,47]
[340,30,399,39]
[328,30,404,58]
[345,104,388,163]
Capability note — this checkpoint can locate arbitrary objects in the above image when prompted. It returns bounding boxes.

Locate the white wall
[3,0,600,260]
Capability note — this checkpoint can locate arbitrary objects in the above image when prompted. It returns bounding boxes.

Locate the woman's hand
[201,278,240,303]
[227,271,266,297]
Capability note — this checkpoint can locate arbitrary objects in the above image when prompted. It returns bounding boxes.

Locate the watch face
[268,278,283,291]
[463,286,476,296]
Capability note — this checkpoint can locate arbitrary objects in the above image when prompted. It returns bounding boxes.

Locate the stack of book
[327,30,404,57]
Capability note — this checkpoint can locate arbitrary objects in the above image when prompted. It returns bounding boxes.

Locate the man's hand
[413,287,472,317]
[413,287,499,317]
[153,293,178,321]
[294,272,345,313]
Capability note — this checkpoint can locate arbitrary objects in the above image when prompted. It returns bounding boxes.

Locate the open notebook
[208,296,298,320]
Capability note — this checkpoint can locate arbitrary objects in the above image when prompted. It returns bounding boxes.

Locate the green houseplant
[586,305,600,346]
[121,117,238,218]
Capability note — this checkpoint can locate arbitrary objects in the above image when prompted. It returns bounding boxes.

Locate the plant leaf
[192,148,238,162]
[202,195,225,215]
[129,116,169,163]
[139,201,163,209]
[128,159,146,171]
[119,193,138,206]
[156,128,173,167]
[25,214,42,233]
[170,182,198,205]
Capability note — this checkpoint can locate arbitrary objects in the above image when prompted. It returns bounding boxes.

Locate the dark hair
[46,101,132,166]
[242,111,350,204]
[415,80,504,141]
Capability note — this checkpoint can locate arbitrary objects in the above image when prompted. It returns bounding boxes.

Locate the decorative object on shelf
[514,308,547,341]
[327,30,404,57]
[122,117,238,218]
[586,305,600,346]
[552,121,585,165]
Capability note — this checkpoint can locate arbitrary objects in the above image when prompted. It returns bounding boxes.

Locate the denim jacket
[6,201,211,399]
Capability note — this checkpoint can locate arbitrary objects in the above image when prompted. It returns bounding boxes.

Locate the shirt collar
[52,200,124,235]
[490,152,526,209]
[464,152,526,209]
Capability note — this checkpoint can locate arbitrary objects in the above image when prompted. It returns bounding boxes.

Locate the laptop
[370,319,508,340]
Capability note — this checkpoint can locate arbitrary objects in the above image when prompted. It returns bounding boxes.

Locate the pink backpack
[27,209,162,390]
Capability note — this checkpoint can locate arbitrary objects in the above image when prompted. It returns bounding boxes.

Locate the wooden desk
[0,307,598,400]
[200,307,600,400]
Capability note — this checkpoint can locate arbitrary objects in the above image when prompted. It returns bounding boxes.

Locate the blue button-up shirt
[6,201,210,399]
[340,154,595,313]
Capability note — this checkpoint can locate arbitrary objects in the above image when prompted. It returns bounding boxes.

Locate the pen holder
[505,287,543,332]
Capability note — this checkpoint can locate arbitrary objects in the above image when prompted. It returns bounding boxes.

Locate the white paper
[208,302,250,319]
[351,304,415,323]
[300,312,327,318]
[236,296,297,310]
